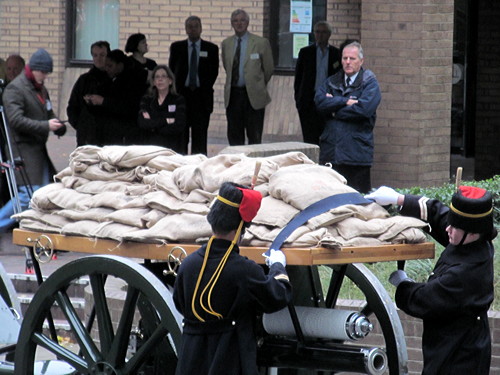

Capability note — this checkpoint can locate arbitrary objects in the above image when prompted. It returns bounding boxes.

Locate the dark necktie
[231,37,242,86]
[189,42,197,90]
[346,76,351,87]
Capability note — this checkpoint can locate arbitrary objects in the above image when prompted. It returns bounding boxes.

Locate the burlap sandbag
[72,163,138,182]
[185,189,216,204]
[268,164,354,210]
[85,191,146,210]
[104,208,151,228]
[172,164,204,192]
[90,221,140,241]
[97,145,176,168]
[252,196,299,228]
[196,154,279,192]
[30,184,93,211]
[143,190,209,215]
[122,213,212,243]
[390,227,427,244]
[246,224,311,246]
[72,180,135,194]
[61,220,101,237]
[19,218,62,234]
[12,209,71,229]
[54,167,75,181]
[145,170,187,200]
[140,209,165,228]
[333,216,427,242]
[145,153,207,171]
[57,207,115,222]
[264,151,315,167]
[58,175,90,190]
[68,145,102,172]
[30,183,67,211]
[306,203,390,230]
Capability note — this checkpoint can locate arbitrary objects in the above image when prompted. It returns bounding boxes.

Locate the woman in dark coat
[125,33,157,94]
[173,182,292,375]
[366,185,496,374]
[1,48,65,232]
[137,65,186,152]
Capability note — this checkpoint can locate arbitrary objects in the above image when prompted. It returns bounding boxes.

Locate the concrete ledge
[219,141,319,163]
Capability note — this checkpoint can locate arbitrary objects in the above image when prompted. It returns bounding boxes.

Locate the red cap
[236,188,262,222]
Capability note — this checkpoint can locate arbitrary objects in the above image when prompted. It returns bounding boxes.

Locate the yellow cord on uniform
[191,220,244,321]
[191,236,214,322]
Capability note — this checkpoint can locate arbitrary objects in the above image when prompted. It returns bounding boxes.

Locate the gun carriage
[0,228,434,375]
[0,137,434,374]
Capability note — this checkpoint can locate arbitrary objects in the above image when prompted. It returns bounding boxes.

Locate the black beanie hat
[29,48,53,73]
[448,186,493,234]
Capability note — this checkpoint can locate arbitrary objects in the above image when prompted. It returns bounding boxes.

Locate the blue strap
[265,192,372,256]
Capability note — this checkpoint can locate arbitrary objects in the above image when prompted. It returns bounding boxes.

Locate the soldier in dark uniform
[366,185,497,374]
[173,181,292,375]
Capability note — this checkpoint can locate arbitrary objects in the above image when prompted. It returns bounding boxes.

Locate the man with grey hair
[315,42,381,193]
[294,20,341,145]
[169,15,219,155]
[221,9,274,145]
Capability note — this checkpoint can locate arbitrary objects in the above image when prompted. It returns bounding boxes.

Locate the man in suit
[169,16,219,155]
[221,9,274,146]
[294,21,341,146]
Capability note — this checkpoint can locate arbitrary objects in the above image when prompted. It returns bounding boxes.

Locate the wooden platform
[12,229,434,266]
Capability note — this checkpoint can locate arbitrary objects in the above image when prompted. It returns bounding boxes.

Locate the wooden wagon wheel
[265,263,406,375]
[328,263,407,375]
[14,255,183,375]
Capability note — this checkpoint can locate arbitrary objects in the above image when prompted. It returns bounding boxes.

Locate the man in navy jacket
[315,42,381,193]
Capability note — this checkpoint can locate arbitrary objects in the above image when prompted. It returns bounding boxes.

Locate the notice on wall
[290,0,313,33]
[293,34,310,58]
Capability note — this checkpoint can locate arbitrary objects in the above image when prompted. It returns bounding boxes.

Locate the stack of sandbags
[14,145,427,248]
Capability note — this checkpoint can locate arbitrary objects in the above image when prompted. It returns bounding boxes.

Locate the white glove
[263,249,286,267]
[389,270,414,287]
[365,186,401,206]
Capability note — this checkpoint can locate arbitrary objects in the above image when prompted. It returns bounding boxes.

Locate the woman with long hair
[137,65,186,152]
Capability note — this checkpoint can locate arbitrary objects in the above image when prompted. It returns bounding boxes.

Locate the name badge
[168,105,176,112]
[199,51,208,57]
[46,100,52,111]
[250,53,260,60]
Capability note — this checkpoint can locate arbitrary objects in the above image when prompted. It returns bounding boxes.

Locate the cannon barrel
[258,338,387,375]
[263,306,373,341]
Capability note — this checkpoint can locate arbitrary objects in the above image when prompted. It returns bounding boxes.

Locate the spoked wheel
[14,255,182,375]
[325,263,407,375]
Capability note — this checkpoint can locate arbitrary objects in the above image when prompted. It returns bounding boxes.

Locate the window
[66,0,120,65]
[269,0,327,74]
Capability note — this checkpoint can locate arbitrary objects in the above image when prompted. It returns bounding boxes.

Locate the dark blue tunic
[396,195,493,374]
[173,238,292,375]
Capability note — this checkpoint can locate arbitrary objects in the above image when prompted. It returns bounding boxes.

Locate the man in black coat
[169,16,219,155]
[294,21,341,145]
[366,185,496,374]
[67,41,111,146]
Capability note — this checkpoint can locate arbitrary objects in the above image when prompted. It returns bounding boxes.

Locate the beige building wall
[0,0,455,188]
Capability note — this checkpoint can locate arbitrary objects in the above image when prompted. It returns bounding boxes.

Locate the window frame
[269,0,327,75]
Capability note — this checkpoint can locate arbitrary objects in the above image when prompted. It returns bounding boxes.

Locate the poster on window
[290,0,313,33]
[293,34,310,58]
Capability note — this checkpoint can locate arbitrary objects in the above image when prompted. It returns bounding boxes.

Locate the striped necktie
[231,37,242,86]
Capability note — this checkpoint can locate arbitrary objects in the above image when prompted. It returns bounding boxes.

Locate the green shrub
[393,174,500,227]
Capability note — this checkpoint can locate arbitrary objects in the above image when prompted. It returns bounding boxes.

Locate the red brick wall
[362,0,454,188]
[0,0,458,188]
